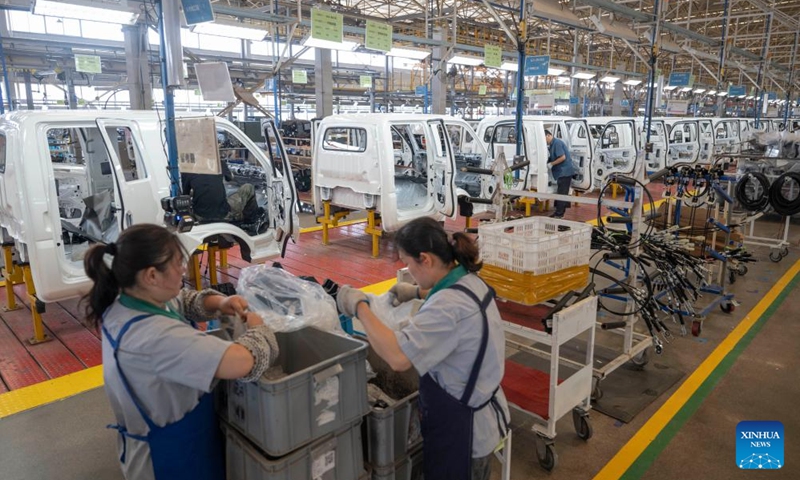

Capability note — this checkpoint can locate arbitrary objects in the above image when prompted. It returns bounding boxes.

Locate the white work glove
[547,162,553,171]
[388,282,420,307]
[337,285,369,317]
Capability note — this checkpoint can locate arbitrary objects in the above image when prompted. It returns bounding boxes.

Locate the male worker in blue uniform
[545,130,577,219]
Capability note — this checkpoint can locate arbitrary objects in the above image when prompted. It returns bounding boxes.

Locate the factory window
[322,128,367,152]
[0,134,6,173]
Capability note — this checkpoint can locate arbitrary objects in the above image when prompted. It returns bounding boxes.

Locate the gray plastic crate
[371,446,424,480]
[221,327,369,457]
[223,419,367,480]
[362,338,423,469]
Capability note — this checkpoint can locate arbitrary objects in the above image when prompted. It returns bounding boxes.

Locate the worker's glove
[547,162,553,171]
[389,282,420,307]
[337,285,369,317]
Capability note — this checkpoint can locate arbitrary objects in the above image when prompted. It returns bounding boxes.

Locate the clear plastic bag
[366,293,422,331]
[237,265,342,333]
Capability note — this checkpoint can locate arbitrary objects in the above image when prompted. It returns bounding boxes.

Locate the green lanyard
[119,293,183,322]
[424,265,468,303]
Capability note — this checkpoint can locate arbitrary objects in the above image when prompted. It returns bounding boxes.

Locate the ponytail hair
[394,217,482,272]
[81,224,186,328]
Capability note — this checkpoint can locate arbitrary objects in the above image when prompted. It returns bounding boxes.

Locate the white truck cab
[586,117,667,186]
[0,111,297,302]
[313,114,492,231]
[658,117,713,167]
[711,117,752,154]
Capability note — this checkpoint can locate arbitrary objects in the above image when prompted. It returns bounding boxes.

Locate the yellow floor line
[594,257,800,479]
[0,365,103,419]
[360,278,397,295]
[299,218,367,234]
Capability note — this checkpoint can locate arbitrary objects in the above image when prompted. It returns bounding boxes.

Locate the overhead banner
[523,55,550,76]
[668,72,691,87]
[365,20,392,52]
[311,8,343,43]
[666,99,689,115]
[292,70,308,84]
[360,75,372,88]
[479,85,487,95]
[75,54,101,74]
[484,45,502,68]
[531,94,555,109]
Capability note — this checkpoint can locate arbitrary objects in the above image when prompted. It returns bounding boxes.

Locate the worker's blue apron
[102,314,225,480]
[419,284,509,480]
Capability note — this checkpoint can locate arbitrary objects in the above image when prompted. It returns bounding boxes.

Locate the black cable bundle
[735,172,770,212]
[768,172,800,216]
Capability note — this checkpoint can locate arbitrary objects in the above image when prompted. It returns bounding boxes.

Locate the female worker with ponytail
[83,223,279,480]
[336,217,510,480]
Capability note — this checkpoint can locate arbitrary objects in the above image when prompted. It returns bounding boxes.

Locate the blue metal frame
[157,0,180,197]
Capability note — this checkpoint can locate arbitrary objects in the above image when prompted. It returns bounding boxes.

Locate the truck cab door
[697,119,714,164]
[427,119,456,217]
[262,120,299,250]
[666,120,699,167]
[565,120,593,191]
[95,118,161,230]
[595,120,637,184]
[490,120,529,190]
[445,120,488,200]
[646,120,668,171]
[714,120,737,154]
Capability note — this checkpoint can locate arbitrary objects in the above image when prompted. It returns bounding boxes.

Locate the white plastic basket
[478,217,592,275]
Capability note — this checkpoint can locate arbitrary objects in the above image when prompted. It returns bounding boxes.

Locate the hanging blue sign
[620,99,630,107]
[668,72,691,87]
[523,55,551,76]
[569,96,579,105]
[181,0,215,25]
[415,85,428,96]
[767,92,777,101]
[728,85,746,96]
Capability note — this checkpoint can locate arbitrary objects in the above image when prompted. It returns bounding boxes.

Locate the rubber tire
[691,320,702,337]
[780,247,789,257]
[537,442,558,471]
[737,264,748,276]
[591,380,603,401]
[630,348,650,369]
[721,302,735,313]
[770,251,783,262]
[573,410,593,441]
[729,270,737,284]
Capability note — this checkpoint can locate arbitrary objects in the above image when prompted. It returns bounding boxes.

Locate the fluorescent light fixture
[571,71,596,80]
[623,79,642,86]
[385,47,430,60]
[303,37,359,51]
[449,55,484,66]
[663,85,677,91]
[679,87,693,92]
[600,76,620,83]
[693,88,706,94]
[33,0,139,25]
[708,90,717,95]
[548,67,566,76]
[191,22,268,41]
[500,62,519,71]
[717,91,727,96]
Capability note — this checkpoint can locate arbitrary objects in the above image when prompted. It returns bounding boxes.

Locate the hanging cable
[735,172,770,212]
[768,172,800,216]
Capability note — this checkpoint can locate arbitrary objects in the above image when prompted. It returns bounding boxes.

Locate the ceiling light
[663,85,677,91]
[500,62,519,71]
[385,47,430,60]
[693,88,706,94]
[600,76,620,83]
[450,55,484,66]
[717,91,727,96]
[548,67,565,76]
[571,71,596,80]
[191,21,268,41]
[679,87,693,92]
[708,90,717,95]
[303,37,360,51]
[623,79,642,86]
[33,0,139,25]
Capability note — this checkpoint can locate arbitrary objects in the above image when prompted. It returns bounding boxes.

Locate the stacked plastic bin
[217,327,371,480]
[362,341,425,480]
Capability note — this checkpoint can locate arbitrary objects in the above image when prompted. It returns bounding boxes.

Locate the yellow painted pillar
[465,216,472,229]
[2,245,22,312]
[208,245,219,286]
[190,252,203,291]
[365,209,383,258]
[219,248,228,268]
[21,263,50,344]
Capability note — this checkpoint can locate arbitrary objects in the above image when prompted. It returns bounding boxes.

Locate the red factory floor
[0,185,662,392]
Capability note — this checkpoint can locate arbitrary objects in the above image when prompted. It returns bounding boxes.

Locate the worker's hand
[337,285,369,317]
[243,312,264,329]
[388,282,420,306]
[218,295,249,317]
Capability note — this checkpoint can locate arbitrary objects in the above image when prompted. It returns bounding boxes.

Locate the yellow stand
[207,244,219,286]
[365,209,383,258]
[21,263,50,344]
[519,197,537,217]
[611,183,621,199]
[465,216,472,229]
[190,248,204,291]
[219,248,228,268]
[317,200,350,245]
[2,245,24,312]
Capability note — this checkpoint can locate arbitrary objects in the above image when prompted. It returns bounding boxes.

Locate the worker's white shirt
[395,274,510,457]
[102,293,230,480]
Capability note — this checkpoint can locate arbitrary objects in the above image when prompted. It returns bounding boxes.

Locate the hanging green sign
[311,8,343,43]
[484,45,502,68]
[365,20,392,52]
[479,85,487,95]
[75,54,101,74]
[360,75,373,88]
[292,70,308,84]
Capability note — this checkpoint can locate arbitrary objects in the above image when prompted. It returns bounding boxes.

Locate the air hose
[735,172,770,212]
[768,172,800,216]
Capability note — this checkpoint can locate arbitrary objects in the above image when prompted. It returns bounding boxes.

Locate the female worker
[83,224,278,480]
[337,217,510,480]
